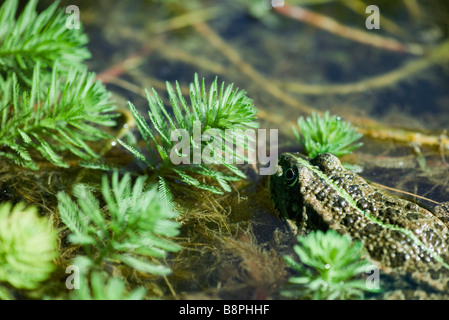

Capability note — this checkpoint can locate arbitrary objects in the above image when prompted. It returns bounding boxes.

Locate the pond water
[34,0,449,300]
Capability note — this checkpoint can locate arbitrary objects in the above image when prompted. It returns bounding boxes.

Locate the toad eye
[285,167,298,186]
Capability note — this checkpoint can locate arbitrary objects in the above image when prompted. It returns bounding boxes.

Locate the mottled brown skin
[270,152,449,292]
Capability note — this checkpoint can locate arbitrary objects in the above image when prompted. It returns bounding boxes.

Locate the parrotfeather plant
[72,271,146,300]
[0,0,117,170]
[282,230,376,300]
[293,111,363,158]
[0,202,58,297]
[57,172,181,276]
[118,73,259,199]
[0,63,117,170]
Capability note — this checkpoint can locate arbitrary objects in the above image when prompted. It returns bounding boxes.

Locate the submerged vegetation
[118,74,258,199]
[0,0,116,170]
[0,0,261,300]
[58,172,181,277]
[0,64,116,170]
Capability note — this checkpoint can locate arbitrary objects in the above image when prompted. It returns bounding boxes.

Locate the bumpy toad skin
[270,152,449,291]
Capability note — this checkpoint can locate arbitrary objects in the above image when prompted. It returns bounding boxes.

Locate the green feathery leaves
[0,0,90,87]
[293,111,363,158]
[0,202,58,294]
[73,271,146,300]
[58,172,181,276]
[0,63,117,169]
[118,73,259,198]
[282,230,377,300]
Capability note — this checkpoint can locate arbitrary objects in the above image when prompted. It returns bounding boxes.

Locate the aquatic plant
[0,0,117,170]
[118,73,259,199]
[70,257,146,300]
[57,172,181,276]
[0,0,90,87]
[0,64,116,170]
[293,111,362,158]
[0,202,58,297]
[282,230,374,300]
[72,271,145,300]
